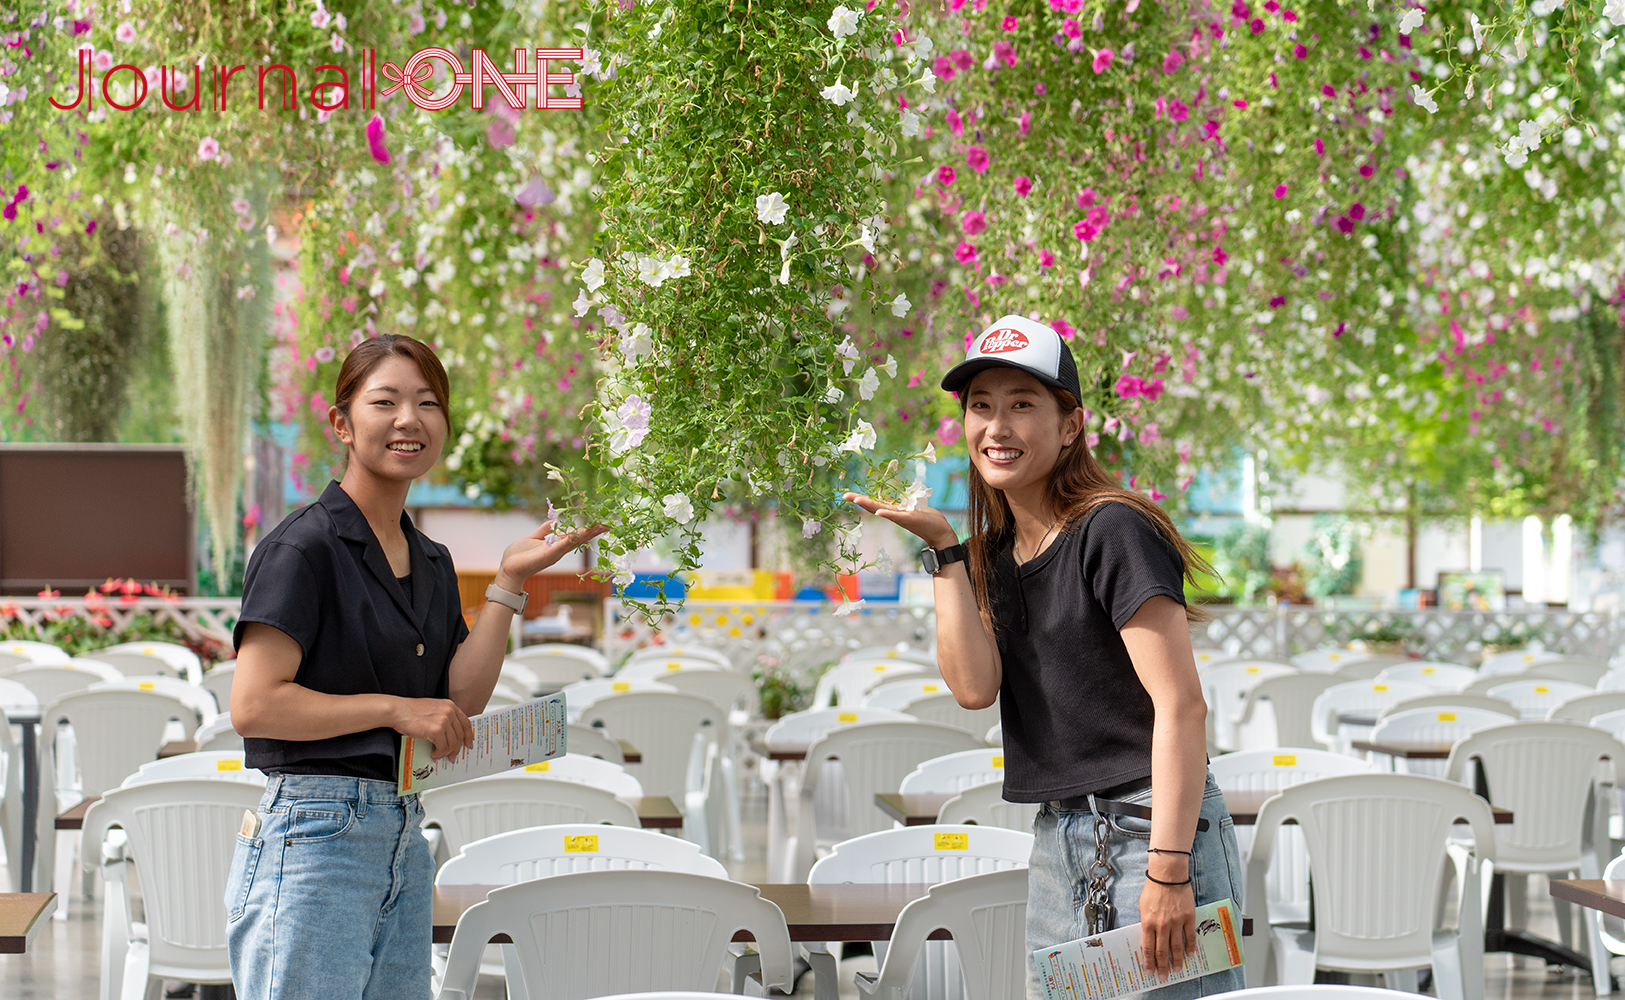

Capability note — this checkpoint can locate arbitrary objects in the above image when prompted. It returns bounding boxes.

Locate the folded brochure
[397,691,567,795]
[1033,898,1244,1000]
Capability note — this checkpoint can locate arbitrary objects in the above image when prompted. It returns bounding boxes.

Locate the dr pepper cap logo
[940,314,1082,402]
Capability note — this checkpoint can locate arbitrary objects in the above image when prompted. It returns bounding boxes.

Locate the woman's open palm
[842,492,957,549]
[499,521,608,582]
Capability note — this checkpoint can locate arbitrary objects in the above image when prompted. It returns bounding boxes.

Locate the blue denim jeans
[225,774,434,1000]
[1027,773,1247,1000]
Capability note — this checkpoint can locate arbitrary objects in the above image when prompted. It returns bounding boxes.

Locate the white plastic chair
[577,690,729,800]
[1588,709,1625,744]
[1208,749,1374,926]
[1481,648,1564,676]
[899,692,1000,740]
[807,824,1033,1000]
[97,640,204,682]
[985,724,1001,746]
[1485,679,1592,720]
[1374,662,1477,691]
[194,714,243,752]
[1367,707,1516,776]
[792,721,986,881]
[1548,691,1625,724]
[1245,773,1494,997]
[81,778,263,1000]
[2,640,71,663]
[864,677,958,711]
[437,824,727,999]
[1309,680,1432,754]
[3,660,124,706]
[1193,647,1241,669]
[512,642,611,673]
[123,750,263,787]
[501,753,643,798]
[1236,673,1343,752]
[900,749,1009,795]
[89,676,216,726]
[1595,849,1625,969]
[813,660,937,709]
[764,706,913,748]
[1598,671,1625,693]
[79,650,187,681]
[1523,659,1611,688]
[615,656,734,681]
[1224,988,1446,1000]
[661,668,761,717]
[434,870,794,1000]
[497,661,544,698]
[483,682,527,709]
[855,867,1028,1000]
[841,645,936,667]
[561,678,677,721]
[1202,662,1296,751]
[934,782,1038,833]
[420,775,640,857]
[1444,721,1621,990]
[0,703,28,891]
[565,723,625,764]
[1330,656,1412,680]
[199,661,235,713]
[1376,692,1519,722]
[1289,649,1406,674]
[625,644,731,670]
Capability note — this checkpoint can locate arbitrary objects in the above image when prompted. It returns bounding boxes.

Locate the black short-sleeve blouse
[233,480,471,780]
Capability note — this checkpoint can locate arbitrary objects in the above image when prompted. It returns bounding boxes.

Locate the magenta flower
[1321,84,1336,97]
[1002,15,1018,30]
[936,416,963,446]
[1019,111,1032,135]
[1039,249,1056,268]
[1335,215,1354,233]
[1212,246,1229,265]
[1050,318,1076,340]
[1169,99,1189,121]
[1283,8,1298,18]
[933,55,956,79]
[965,146,990,173]
[1314,137,1326,155]
[1273,184,1287,198]
[961,210,987,235]
[85,219,97,234]
[1064,18,1082,38]
[1014,175,1033,196]
[1034,82,1046,95]
[950,48,974,71]
[1293,43,1308,58]
[1268,295,1285,307]
[946,108,964,135]
[1077,188,1097,209]
[936,165,956,186]
[1162,49,1184,73]
[1249,17,1265,33]
[1349,202,1366,221]
[994,40,1017,65]
[196,136,220,161]
[954,241,978,264]
[1086,205,1108,228]
[1092,48,1114,73]
[1073,221,1098,241]
[1358,163,1374,178]
[366,114,391,164]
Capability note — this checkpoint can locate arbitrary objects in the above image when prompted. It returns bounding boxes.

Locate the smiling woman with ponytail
[846,315,1243,998]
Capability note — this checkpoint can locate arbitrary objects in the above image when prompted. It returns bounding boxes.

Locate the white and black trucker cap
[940,314,1082,401]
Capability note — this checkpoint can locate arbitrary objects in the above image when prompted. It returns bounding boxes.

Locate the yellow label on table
[838,712,858,722]
[1373,684,1388,691]
[923,685,939,692]
[1524,654,1537,661]
[1422,667,1436,674]
[548,648,563,654]
[216,759,242,771]
[934,833,968,850]
[526,761,551,772]
[1438,712,1457,722]
[886,651,898,658]
[992,755,1005,768]
[1328,653,1342,660]
[9,645,23,654]
[874,665,888,671]
[613,682,631,691]
[1246,667,1260,673]
[1535,685,1549,693]
[666,662,682,670]
[138,682,156,690]
[1272,754,1297,766]
[141,646,155,655]
[564,835,599,853]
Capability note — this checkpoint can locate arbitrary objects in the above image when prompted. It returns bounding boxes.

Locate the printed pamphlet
[397,692,567,795]
[1033,898,1244,1000]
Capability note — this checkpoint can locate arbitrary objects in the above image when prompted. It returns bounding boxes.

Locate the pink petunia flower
[1002,15,1018,29]
[1092,48,1114,73]
[1019,111,1032,136]
[1064,18,1082,38]
[1162,49,1184,73]
[1039,249,1056,268]
[1273,184,1287,198]
[961,210,987,235]
[1349,202,1366,220]
[1293,43,1307,58]
[936,165,956,186]
[933,55,956,79]
[950,48,974,71]
[1359,163,1374,178]
[196,136,220,161]
[1073,221,1098,241]
[115,22,136,43]
[1050,318,1076,340]
[1077,188,1097,209]
[1014,175,1033,196]
[1212,246,1229,265]
[1169,99,1189,121]
[1314,137,1325,155]
[365,114,391,164]
[946,108,964,135]
[1249,17,1265,33]
[954,241,978,264]
[1335,215,1354,233]
[936,416,963,446]
[965,146,989,173]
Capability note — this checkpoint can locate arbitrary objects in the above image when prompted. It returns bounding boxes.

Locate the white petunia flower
[832,595,866,617]
[662,492,695,524]
[889,293,911,317]
[881,354,898,378]
[899,108,922,137]
[755,191,789,224]
[857,368,880,400]
[839,420,878,453]
[855,225,877,255]
[1503,144,1529,167]
[637,255,666,286]
[1468,11,1488,47]
[1606,0,1625,25]
[823,385,845,404]
[802,518,822,538]
[922,443,937,464]
[1398,7,1425,33]
[1517,119,1543,150]
[899,475,933,512]
[835,335,860,375]
[582,257,605,292]
[621,323,653,361]
[1411,84,1438,113]
[609,549,636,588]
[821,80,855,106]
[573,289,592,317]
[919,68,937,94]
[667,254,692,278]
[828,5,860,38]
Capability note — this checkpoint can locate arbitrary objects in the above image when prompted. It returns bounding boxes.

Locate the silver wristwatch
[484,582,528,614]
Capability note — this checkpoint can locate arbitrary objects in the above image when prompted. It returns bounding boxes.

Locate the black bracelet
[1147,847,1192,856]
[1144,872,1193,887]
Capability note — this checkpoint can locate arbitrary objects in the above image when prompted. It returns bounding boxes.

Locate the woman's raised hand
[495,520,609,591]
[843,492,959,550]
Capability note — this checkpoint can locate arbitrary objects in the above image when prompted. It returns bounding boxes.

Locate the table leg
[18,720,37,894]
[1483,871,1604,983]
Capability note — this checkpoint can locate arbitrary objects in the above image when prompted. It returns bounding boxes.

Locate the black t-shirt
[233,481,470,781]
[986,501,1189,802]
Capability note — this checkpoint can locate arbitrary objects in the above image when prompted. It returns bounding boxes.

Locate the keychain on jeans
[1081,795,1116,935]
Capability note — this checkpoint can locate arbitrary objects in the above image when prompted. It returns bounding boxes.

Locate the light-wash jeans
[1027,773,1247,1000]
[226,774,434,1000]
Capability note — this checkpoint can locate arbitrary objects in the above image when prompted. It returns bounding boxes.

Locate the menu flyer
[1033,898,1244,1000]
[396,692,567,795]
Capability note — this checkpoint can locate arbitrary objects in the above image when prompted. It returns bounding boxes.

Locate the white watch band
[484,582,528,614]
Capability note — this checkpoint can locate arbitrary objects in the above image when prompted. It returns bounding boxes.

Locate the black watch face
[921,549,941,575]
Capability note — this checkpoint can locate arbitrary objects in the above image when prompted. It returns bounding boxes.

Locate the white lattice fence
[2,596,240,642]
[1202,606,1621,665]
[603,599,934,673]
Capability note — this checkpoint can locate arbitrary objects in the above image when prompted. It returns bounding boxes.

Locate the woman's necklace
[1016,518,1060,565]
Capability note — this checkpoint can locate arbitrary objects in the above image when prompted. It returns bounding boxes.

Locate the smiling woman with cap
[845,315,1242,998]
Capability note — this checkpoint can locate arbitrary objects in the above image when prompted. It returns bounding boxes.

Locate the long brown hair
[962,381,1213,626]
